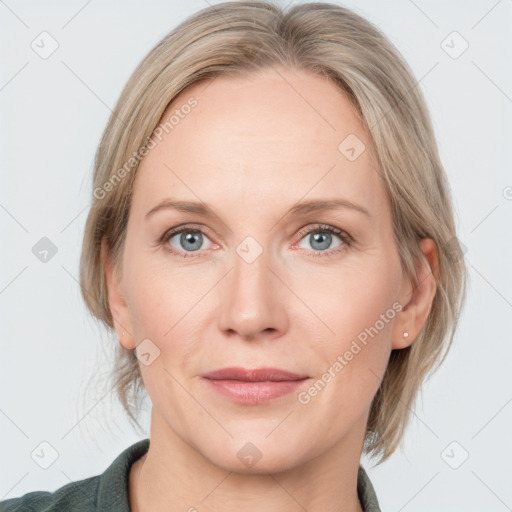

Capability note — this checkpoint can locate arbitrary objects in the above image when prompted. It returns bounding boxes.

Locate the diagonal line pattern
[407,0,439,29]
[200,470,233,502]
[265,409,295,438]
[60,388,110,440]
[0,0,29,28]
[0,408,29,438]
[60,204,89,233]
[471,264,512,308]
[267,473,308,511]
[61,61,128,128]
[61,0,93,29]
[398,472,439,511]
[472,471,512,510]
[471,396,512,439]
[60,470,96,505]
[0,266,28,295]
[472,61,512,105]
[1,472,30,501]
[471,0,503,30]
[0,203,29,232]
[0,62,29,92]
[470,204,499,233]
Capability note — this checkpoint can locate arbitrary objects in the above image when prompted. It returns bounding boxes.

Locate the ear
[392,238,438,349]
[102,239,136,350]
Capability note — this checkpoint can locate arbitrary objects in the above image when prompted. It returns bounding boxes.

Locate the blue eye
[164,228,213,256]
[299,229,341,251]
[295,224,352,257]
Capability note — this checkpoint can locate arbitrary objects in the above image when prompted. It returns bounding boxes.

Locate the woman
[0,1,467,511]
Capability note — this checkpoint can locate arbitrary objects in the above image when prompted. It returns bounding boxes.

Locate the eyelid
[160,223,214,242]
[295,223,352,244]
[291,223,352,257]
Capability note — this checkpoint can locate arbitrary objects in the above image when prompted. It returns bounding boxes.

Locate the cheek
[124,247,206,333]
[123,262,200,401]
[299,253,401,403]
[123,253,219,376]
[292,252,401,348]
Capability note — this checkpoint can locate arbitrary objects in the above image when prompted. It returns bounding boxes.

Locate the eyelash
[159,223,353,259]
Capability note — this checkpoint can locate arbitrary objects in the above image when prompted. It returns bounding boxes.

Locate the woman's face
[109,66,421,472]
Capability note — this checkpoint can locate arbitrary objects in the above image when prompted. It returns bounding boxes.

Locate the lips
[201,367,309,404]
[202,367,307,382]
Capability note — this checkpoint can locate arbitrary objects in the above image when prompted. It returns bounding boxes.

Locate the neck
[129,409,366,512]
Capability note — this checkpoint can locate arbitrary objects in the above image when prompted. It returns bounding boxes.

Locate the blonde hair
[79,1,467,463]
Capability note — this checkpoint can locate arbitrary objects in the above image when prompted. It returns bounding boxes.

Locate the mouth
[201,367,309,404]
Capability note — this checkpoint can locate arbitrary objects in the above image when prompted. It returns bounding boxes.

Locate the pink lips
[202,367,309,404]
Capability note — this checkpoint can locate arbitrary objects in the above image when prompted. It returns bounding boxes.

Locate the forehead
[133,67,387,218]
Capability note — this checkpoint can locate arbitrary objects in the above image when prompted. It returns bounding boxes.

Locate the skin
[104,66,437,512]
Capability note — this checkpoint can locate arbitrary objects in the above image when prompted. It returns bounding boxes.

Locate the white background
[1,1,511,510]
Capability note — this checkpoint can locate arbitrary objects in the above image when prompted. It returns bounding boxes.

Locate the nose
[216,243,289,342]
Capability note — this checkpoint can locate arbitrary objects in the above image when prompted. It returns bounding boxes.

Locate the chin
[201,436,306,475]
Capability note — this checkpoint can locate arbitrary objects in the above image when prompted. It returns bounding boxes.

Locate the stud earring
[403,331,409,338]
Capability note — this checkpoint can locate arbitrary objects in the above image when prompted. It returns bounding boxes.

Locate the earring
[403,331,409,338]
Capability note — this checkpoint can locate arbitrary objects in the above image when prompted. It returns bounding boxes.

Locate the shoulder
[0,438,150,512]
[0,475,99,511]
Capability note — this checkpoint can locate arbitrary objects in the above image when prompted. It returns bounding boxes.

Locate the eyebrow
[145,198,371,220]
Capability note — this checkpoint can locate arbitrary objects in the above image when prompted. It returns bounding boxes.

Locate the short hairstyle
[79,1,467,463]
